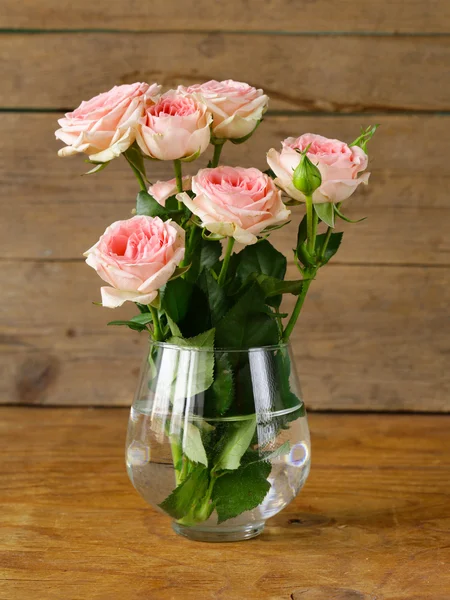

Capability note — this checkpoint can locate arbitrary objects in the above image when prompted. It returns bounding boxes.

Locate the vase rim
[148,341,290,353]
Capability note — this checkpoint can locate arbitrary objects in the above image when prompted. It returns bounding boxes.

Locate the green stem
[149,305,163,341]
[124,154,147,192]
[173,159,184,210]
[169,436,183,486]
[211,142,225,168]
[194,474,217,522]
[319,226,333,261]
[305,195,314,255]
[311,209,318,253]
[217,237,235,286]
[282,277,313,342]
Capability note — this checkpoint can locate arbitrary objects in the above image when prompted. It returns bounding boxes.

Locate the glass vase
[126,342,311,542]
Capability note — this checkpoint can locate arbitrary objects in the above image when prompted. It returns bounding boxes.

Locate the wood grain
[1,408,449,600]
[1,261,448,410]
[1,113,448,263]
[2,0,450,33]
[1,33,450,111]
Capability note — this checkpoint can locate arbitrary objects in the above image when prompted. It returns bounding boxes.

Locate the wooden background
[1,2,449,411]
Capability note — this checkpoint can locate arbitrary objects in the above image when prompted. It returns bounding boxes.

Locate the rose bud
[293,151,322,197]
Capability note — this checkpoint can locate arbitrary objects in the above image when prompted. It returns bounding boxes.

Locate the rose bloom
[84,215,185,308]
[177,166,290,245]
[55,82,161,162]
[136,91,212,161]
[267,133,370,204]
[181,79,268,140]
[148,176,192,207]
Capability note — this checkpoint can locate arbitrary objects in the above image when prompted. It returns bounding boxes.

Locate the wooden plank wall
[0,2,449,410]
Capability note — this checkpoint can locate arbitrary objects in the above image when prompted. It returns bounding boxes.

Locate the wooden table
[1,409,449,600]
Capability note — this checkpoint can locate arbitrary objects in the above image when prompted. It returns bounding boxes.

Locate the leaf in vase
[158,464,209,520]
[181,423,208,466]
[208,353,234,416]
[214,415,257,471]
[212,460,271,524]
[166,328,216,397]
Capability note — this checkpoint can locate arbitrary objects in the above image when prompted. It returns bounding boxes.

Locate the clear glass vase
[126,342,311,542]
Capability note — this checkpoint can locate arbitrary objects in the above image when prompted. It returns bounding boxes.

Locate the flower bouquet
[56,80,376,542]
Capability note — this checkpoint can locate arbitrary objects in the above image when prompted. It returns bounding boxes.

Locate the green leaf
[165,329,216,397]
[83,161,110,176]
[296,215,308,250]
[215,283,279,349]
[123,143,147,182]
[169,264,192,281]
[130,313,154,325]
[252,274,305,298]
[202,229,225,241]
[212,460,271,523]
[334,204,367,224]
[236,240,287,282]
[178,284,211,337]
[198,270,229,325]
[135,303,150,314]
[314,202,335,227]
[214,416,257,471]
[316,231,343,265]
[136,191,169,219]
[107,320,147,332]
[262,441,291,462]
[186,236,222,284]
[167,328,215,350]
[181,424,208,466]
[158,464,209,520]
[209,353,234,416]
[166,314,182,337]
[161,277,193,323]
[350,124,379,153]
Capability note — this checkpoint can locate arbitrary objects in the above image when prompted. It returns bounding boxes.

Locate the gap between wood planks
[1,404,448,415]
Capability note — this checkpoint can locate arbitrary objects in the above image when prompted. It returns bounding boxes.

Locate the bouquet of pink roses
[56,80,376,540]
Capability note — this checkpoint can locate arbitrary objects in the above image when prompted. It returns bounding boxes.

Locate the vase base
[172,521,265,543]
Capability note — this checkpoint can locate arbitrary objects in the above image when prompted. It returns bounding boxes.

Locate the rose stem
[173,159,184,210]
[283,195,318,341]
[211,142,225,168]
[124,153,147,192]
[217,237,235,286]
[148,305,163,341]
[319,226,333,261]
[282,278,313,342]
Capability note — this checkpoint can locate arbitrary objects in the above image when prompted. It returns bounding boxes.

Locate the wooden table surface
[1,408,449,600]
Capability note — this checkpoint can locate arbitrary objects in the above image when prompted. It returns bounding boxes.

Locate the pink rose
[267,133,370,204]
[55,82,161,163]
[181,79,268,140]
[136,91,212,161]
[84,215,185,308]
[177,167,290,245]
[148,176,192,207]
